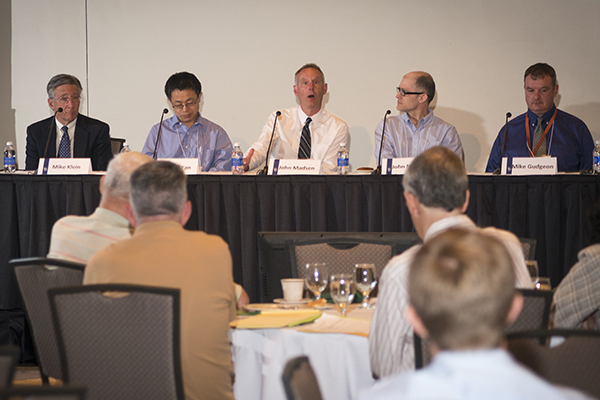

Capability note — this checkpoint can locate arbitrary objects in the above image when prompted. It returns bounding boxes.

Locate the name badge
[501,157,557,175]
[382,158,414,175]
[158,158,199,175]
[268,159,322,175]
[37,158,92,175]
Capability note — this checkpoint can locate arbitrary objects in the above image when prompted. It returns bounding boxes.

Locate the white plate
[244,303,281,312]
[273,298,311,305]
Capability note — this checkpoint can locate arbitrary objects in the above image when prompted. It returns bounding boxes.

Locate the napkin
[230,310,322,329]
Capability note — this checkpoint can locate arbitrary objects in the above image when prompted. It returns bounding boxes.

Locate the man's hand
[243,148,254,172]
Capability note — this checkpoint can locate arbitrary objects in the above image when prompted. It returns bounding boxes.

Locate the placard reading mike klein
[382,158,414,175]
[158,158,199,175]
[37,158,92,175]
[268,159,321,175]
[500,157,557,175]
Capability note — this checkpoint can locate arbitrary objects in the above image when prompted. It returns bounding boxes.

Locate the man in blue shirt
[486,63,593,173]
[142,72,233,172]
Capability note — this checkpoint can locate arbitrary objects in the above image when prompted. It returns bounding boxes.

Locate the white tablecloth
[230,309,376,400]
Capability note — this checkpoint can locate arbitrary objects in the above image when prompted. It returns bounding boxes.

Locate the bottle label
[232,158,243,167]
[4,156,15,166]
[337,158,349,167]
[595,155,600,165]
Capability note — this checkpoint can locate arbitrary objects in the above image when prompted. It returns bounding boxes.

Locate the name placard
[37,158,92,175]
[158,158,199,175]
[268,159,322,175]
[382,158,414,175]
[501,157,557,175]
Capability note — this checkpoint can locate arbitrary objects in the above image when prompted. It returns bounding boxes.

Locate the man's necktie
[532,116,546,157]
[58,126,71,158]
[298,117,312,159]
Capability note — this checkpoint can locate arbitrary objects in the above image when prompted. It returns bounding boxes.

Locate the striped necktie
[58,126,71,158]
[298,117,312,159]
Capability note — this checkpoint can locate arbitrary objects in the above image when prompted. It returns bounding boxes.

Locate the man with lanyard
[142,72,233,172]
[486,63,593,173]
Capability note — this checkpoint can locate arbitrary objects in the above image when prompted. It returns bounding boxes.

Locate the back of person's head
[102,152,153,201]
[403,146,468,211]
[414,72,436,105]
[408,228,516,351]
[164,72,202,99]
[46,74,82,98]
[524,63,557,87]
[129,161,187,220]
[585,199,600,245]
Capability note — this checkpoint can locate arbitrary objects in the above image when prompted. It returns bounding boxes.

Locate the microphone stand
[152,108,169,159]
[372,110,391,175]
[258,111,281,175]
[493,112,512,175]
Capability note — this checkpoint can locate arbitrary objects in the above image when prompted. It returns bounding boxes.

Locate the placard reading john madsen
[501,157,557,175]
[382,158,414,175]
[37,158,92,175]
[268,159,322,175]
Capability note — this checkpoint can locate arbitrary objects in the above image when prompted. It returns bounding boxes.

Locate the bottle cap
[6,142,12,146]
[340,143,346,147]
[234,142,241,147]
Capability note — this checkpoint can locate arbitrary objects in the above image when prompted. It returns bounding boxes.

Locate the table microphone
[42,107,64,161]
[493,112,512,175]
[152,108,169,160]
[372,110,392,175]
[258,111,281,175]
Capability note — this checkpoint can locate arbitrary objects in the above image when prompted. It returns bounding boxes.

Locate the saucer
[273,298,311,305]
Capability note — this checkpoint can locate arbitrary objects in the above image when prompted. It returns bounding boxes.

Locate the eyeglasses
[53,95,81,104]
[171,97,199,110]
[396,87,424,97]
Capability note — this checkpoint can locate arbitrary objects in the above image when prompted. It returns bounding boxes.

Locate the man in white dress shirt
[373,71,462,162]
[368,146,531,379]
[243,63,349,173]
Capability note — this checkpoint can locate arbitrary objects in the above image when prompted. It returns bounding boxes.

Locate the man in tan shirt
[84,161,236,400]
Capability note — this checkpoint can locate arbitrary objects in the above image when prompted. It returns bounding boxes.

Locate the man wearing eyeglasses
[142,72,233,172]
[25,74,112,171]
[374,71,463,161]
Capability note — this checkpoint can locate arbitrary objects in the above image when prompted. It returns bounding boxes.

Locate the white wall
[11,0,600,172]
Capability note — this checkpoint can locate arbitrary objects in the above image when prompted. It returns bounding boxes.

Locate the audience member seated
[84,161,237,400]
[554,200,600,330]
[369,146,531,379]
[358,229,591,400]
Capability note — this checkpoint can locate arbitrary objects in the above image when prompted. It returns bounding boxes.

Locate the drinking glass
[354,264,377,309]
[305,263,328,301]
[526,260,539,288]
[330,273,355,317]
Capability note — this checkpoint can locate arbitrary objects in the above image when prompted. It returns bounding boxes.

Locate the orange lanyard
[525,109,557,157]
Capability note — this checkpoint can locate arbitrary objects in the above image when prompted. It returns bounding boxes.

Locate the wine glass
[355,263,377,309]
[330,273,355,317]
[305,263,328,301]
[526,260,539,288]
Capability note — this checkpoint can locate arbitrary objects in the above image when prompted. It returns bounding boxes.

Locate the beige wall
[0,0,14,150]
[10,0,600,172]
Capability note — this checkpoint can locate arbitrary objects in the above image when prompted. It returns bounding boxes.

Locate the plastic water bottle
[337,143,349,175]
[232,142,244,175]
[593,141,600,174]
[4,142,16,173]
[120,142,131,154]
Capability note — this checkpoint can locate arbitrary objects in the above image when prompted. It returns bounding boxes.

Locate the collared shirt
[368,214,531,379]
[55,117,77,157]
[485,106,594,173]
[553,243,600,330]
[358,349,592,400]
[246,106,350,173]
[47,207,132,263]
[142,113,233,172]
[374,110,463,161]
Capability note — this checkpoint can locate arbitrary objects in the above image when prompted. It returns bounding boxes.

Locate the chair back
[0,346,19,387]
[413,334,431,370]
[518,237,537,260]
[49,284,184,400]
[507,329,600,399]
[0,386,86,400]
[11,257,85,382]
[507,289,553,333]
[282,356,323,400]
[110,138,126,155]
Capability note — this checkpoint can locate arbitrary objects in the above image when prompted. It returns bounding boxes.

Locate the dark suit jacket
[25,114,112,171]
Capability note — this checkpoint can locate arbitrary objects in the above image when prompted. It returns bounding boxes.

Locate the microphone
[42,107,64,160]
[493,112,512,175]
[372,110,392,175]
[258,110,281,175]
[152,108,169,160]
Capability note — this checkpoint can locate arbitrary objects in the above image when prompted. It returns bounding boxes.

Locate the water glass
[355,263,377,309]
[305,263,328,300]
[330,273,355,317]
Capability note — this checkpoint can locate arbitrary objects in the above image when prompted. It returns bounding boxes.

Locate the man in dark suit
[25,74,112,171]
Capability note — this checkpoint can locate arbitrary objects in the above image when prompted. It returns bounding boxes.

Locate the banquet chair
[507,329,600,399]
[518,237,537,260]
[282,356,323,400]
[0,385,87,400]
[0,346,19,387]
[10,257,85,383]
[49,284,183,400]
[110,138,126,155]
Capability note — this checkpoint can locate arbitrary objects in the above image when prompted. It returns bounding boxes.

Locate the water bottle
[232,142,244,175]
[593,140,600,174]
[120,142,132,154]
[4,142,16,173]
[337,143,349,175]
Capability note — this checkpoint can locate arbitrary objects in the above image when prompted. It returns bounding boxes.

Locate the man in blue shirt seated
[142,72,233,172]
[373,71,463,162]
[486,63,593,173]
[358,228,590,400]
